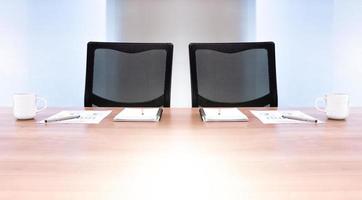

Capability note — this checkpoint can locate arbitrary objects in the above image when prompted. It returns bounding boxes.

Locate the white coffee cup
[314,93,349,120]
[13,93,48,120]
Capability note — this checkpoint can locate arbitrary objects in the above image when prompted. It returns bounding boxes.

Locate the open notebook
[113,108,163,122]
[199,108,248,122]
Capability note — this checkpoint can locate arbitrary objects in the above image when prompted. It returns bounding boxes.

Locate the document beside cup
[314,93,349,120]
[39,110,112,124]
[13,93,47,120]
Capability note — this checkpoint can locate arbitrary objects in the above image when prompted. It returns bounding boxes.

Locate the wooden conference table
[0,107,362,200]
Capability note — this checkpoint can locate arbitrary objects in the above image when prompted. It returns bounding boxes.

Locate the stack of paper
[200,108,248,122]
[251,110,322,124]
[39,110,112,124]
[113,108,163,122]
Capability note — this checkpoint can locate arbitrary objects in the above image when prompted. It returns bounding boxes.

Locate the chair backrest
[189,42,277,107]
[85,42,173,107]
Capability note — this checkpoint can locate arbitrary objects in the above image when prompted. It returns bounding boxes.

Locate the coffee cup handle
[314,96,326,112]
[36,96,48,112]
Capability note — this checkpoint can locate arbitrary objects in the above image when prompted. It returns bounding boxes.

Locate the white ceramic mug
[314,93,349,120]
[13,93,47,120]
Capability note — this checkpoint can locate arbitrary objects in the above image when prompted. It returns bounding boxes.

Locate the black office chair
[85,42,173,107]
[189,42,277,107]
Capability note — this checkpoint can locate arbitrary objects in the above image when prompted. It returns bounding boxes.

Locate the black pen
[282,115,318,123]
[45,115,81,123]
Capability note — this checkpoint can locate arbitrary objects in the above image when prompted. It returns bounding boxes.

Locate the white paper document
[200,108,248,122]
[39,110,112,124]
[250,110,322,124]
[113,108,163,122]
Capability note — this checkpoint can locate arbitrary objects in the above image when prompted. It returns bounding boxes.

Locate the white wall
[0,0,106,106]
[256,0,362,106]
[1,1,361,107]
[0,2,29,105]
[106,0,256,107]
[333,0,362,106]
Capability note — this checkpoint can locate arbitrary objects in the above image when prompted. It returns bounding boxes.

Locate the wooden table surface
[1,107,362,200]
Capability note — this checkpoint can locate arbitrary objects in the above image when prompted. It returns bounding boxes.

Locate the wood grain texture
[1,107,362,200]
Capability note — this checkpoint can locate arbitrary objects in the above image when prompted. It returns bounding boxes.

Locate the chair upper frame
[189,42,278,107]
[84,42,173,107]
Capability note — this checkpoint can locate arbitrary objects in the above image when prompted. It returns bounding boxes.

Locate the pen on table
[45,115,81,123]
[281,115,318,123]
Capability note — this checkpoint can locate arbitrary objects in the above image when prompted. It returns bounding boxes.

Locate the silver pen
[45,115,81,123]
[282,115,318,123]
